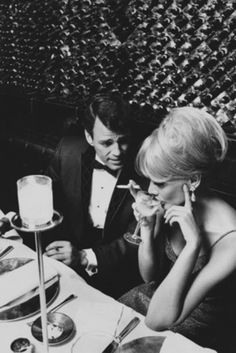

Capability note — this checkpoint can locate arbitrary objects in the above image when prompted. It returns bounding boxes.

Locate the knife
[102,316,140,353]
[0,245,14,260]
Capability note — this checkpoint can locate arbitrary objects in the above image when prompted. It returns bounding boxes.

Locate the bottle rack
[0,0,236,130]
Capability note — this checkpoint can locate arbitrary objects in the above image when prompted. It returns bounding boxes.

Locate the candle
[17,175,53,228]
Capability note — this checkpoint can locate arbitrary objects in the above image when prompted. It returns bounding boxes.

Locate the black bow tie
[93,160,119,177]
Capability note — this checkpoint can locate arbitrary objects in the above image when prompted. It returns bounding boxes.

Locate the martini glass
[124,220,142,245]
[124,191,161,245]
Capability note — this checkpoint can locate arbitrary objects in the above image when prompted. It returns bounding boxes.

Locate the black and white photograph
[0,1,236,352]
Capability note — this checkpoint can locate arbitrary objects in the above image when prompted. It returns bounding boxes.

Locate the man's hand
[44,241,88,268]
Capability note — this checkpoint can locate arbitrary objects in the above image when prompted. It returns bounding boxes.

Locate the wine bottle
[185,73,199,86]
[208,37,220,50]
[224,56,236,71]
[185,90,198,102]
[211,84,221,98]
[205,76,215,88]
[221,77,232,91]
[228,36,236,51]
[216,47,228,60]
[201,92,213,105]
[200,56,218,73]
[212,66,224,79]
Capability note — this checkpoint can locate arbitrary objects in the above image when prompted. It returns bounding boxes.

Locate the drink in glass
[124,190,161,245]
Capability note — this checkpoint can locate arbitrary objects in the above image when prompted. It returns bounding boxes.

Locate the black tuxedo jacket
[47,134,145,296]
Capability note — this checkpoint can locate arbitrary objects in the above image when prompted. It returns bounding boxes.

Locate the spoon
[27,293,77,326]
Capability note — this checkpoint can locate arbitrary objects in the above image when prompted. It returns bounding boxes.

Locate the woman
[120,107,236,353]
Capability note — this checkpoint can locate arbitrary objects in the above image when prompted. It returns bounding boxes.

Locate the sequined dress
[119,230,236,353]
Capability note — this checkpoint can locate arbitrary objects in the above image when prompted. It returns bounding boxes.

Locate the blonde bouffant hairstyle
[136,107,228,182]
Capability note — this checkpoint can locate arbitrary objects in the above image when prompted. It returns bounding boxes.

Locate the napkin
[160,332,217,353]
[73,300,136,352]
[75,300,135,335]
[0,258,58,308]
[0,210,21,241]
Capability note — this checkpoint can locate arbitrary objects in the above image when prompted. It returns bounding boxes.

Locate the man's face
[86,117,130,170]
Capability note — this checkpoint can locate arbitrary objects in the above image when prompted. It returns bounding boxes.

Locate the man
[44,92,145,297]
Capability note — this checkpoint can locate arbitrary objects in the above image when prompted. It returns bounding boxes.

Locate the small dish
[31,312,75,346]
[10,337,34,353]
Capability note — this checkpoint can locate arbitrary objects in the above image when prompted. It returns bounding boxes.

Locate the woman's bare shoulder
[199,196,236,240]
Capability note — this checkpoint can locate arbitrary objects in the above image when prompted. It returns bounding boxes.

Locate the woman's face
[148,178,189,209]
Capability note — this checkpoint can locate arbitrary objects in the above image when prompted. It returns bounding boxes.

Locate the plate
[119,336,166,353]
[0,257,59,321]
[31,312,75,346]
[0,257,32,275]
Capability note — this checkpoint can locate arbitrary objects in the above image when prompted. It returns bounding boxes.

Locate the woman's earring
[190,185,196,202]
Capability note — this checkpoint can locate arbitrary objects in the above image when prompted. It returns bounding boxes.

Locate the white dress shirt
[85,156,120,275]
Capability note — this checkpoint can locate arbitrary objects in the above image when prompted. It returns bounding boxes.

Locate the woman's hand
[128,179,141,200]
[164,184,200,246]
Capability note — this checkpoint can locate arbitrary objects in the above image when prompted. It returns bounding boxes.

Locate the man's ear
[84,129,93,146]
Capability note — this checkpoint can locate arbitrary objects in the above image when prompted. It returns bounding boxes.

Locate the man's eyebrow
[98,135,128,143]
[98,138,112,143]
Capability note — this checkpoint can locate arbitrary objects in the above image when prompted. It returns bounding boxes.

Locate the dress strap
[211,230,236,249]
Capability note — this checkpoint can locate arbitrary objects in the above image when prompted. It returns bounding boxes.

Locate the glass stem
[133,221,141,236]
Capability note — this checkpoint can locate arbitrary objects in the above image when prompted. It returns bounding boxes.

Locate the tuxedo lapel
[81,147,95,225]
[104,165,133,230]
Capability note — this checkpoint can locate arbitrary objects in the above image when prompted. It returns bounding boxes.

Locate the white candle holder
[11,175,63,353]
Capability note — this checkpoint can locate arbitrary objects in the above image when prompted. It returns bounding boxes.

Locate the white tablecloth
[0,239,216,353]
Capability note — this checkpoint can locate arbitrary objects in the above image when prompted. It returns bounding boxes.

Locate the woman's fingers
[129,181,140,199]
[183,184,192,209]
[130,185,138,199]
[164,206,190,224]
[168,216,178,227]
[164,208,179,224]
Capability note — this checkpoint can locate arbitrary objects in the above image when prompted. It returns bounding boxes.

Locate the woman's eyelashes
[153,181,166,188]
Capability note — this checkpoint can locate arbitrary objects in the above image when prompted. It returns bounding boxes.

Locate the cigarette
[116,184,141,189]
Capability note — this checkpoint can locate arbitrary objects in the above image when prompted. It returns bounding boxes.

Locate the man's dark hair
[83,91,131,136]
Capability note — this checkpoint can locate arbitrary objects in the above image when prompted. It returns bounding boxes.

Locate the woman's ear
[188,175,201,202]
[84,129,94,146]
[190,175,201,190]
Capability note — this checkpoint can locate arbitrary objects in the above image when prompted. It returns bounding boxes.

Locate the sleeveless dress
[119,230,236,353]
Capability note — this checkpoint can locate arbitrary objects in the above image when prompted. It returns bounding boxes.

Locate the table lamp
[11,175,63,353]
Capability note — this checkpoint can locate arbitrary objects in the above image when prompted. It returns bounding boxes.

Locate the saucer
[31,312,75,345]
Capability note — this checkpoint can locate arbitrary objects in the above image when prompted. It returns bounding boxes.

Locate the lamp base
[11,211,63,233]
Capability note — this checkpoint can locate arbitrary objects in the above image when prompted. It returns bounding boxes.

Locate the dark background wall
[0,0,236,214]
